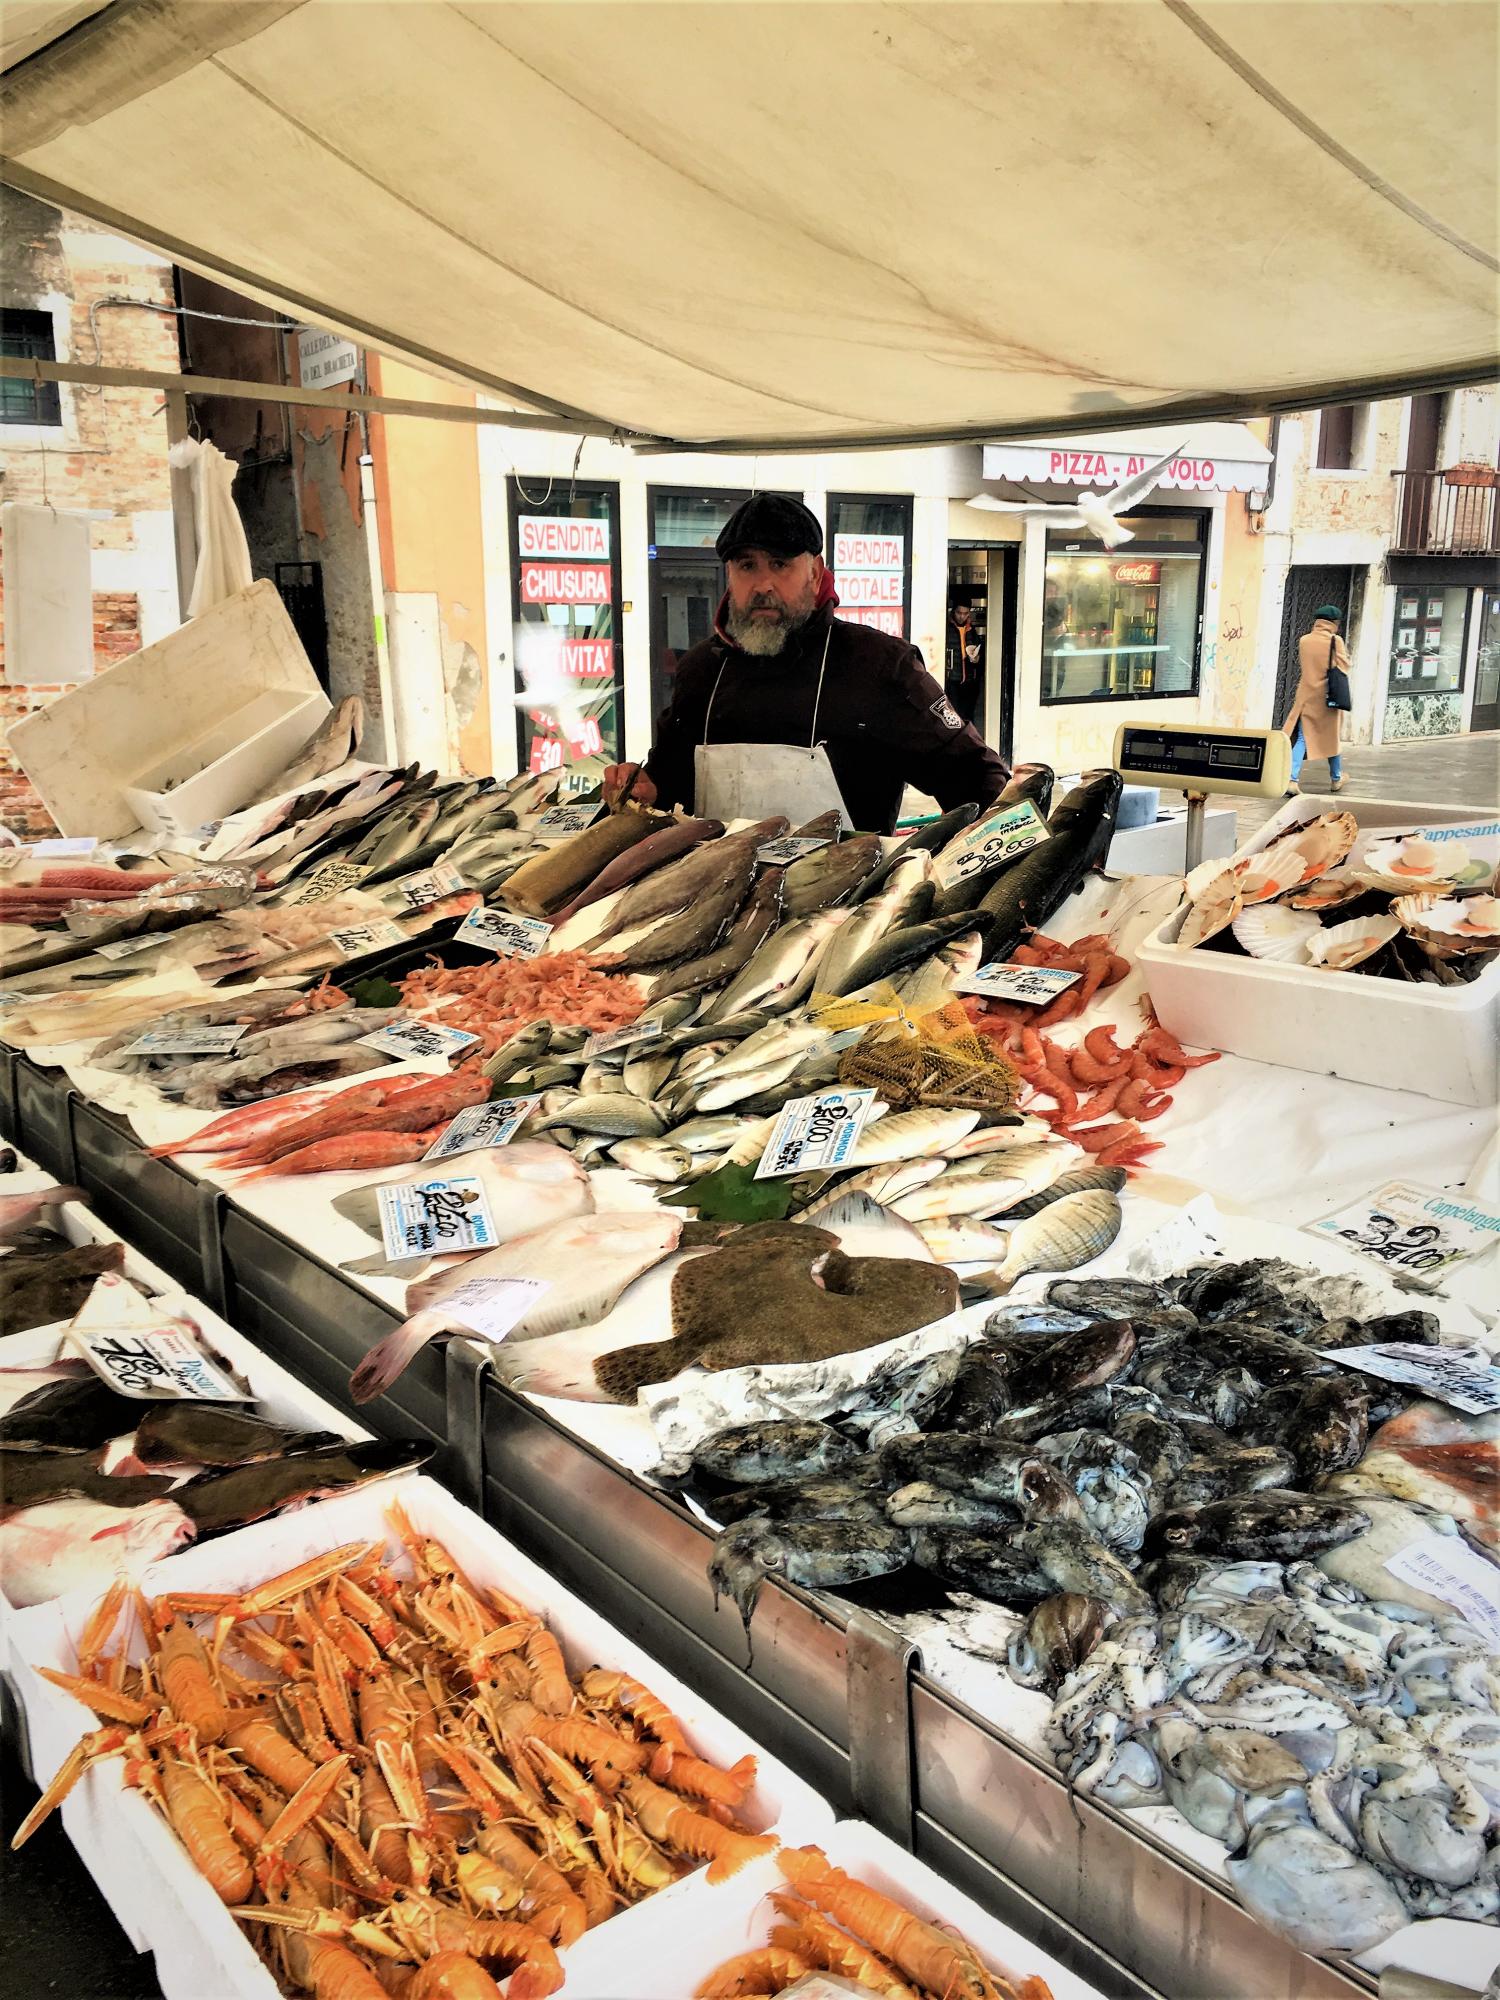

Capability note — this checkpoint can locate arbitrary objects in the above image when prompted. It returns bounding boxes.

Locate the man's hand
[602,762,657,808]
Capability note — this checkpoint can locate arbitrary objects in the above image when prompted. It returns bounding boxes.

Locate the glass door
[1473,590,1500,733]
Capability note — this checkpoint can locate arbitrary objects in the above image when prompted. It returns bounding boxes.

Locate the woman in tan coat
[1282,604,1348,794]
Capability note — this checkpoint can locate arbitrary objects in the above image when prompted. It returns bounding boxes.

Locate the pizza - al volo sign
[981,432,1271,494]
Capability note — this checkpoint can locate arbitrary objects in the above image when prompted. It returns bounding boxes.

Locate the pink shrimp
[1072,1119,1142,1156]
[1139,1026,1220,1070]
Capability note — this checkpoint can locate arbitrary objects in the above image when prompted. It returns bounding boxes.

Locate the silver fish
[246,696,362,804]
[610,1139,693,1182]
[533,1093,665,1138]
[843,1106,982,1168]
[483,1021,553,1082]
[705,907,851,1021]
[969,1189,1124,1293]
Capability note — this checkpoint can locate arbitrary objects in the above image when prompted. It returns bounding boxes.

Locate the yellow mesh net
[837,998,1018,1111]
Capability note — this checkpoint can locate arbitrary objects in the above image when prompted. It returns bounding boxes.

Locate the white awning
[2,2,1495,451]
[982,424,1274,495]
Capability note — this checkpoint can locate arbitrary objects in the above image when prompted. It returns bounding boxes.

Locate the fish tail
[591,1337,695,1402]
[349,1311,449,1404]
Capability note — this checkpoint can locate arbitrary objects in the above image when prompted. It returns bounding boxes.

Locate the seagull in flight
[967,443,1185,548]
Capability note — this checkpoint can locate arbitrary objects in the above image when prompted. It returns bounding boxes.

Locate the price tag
[953,963,1081,1005]
[377,1174,498,1260]
[68,1276,248,1401]
[30,836,98,859]
[290,860,366,905]
[1384,1534,1500,1642]
[535,802,605,837]
[398,863,466,909]
[934,800,1048,888]
[436,1275,550,1342]
[1305,1180,1500,1288]
[94,932,167,959]
[124,1023,248,1057]
[357,1017,481,1065]
[755,1087,878,1179]
[423,1096,541,1159]
[582,1020,656,1058]
[456,906,553,958]
[330,919,409,959]
[1325,1341,1500,1414]
[757,834,833,867]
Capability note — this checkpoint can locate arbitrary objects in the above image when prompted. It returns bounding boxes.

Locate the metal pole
[1184,789,1208,873]
[358,453,399,766]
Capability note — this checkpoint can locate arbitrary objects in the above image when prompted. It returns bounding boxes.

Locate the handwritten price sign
[455,907,554,958]
[1305,1180,1500,1289]
[953,964,1080,1005]
[377,1175,498,1260]
[756,1088,877,1179]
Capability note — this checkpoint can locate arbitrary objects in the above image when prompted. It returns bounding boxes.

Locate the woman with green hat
[1282,603,1349,795]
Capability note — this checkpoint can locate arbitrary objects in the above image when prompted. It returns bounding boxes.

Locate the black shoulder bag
[1325,632,1352,711]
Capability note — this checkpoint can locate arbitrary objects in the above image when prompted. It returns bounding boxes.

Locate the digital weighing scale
[1113,722,1291,870]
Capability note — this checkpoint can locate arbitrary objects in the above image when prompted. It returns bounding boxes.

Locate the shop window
[507,478,623,780]
[1388,585,1469,695]
[1041,514,1205,705]
[0,308,62,427]
[827,493,913,639]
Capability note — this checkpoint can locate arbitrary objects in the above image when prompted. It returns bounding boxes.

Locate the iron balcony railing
[1391,468,1500,556]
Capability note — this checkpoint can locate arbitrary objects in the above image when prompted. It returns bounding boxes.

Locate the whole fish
[176,1439,431,1533]
[591,819,788,942]
[610,1139,692,1182]
[979,770,1124,959]
[791,811,843,841]
[552,817,724,924]
[914,1218,1011,1263]
[895,928,984,1016]
[930,791,1059,918]
[0,1496,195,1607]
[704,906,851,1021]
[246,696,363,805]
[502,807,669,918]
[813,858,929,998]
[482,1020,554,1083]
[491,1247,699,1402]
[0,1187,84,1245]
[334,1141,593,1268]
[781,834,883,917]
[603,856,755,969]
[134,1403,344,1467]
[837,911,992,996]
[0,1447,177,1519]
[1004,1163,1128,1220]
[648,865,785,1001]
[850,803,981,906]
[351,1211,682,1403]
[889,1144,1068,1221]
[365,796,442,874]
[1,1241,126,1337]
[843,1107,981,1168]
[223,1069,490,1167]
[180,1046,392,1112]
[532,1093,665,1138]
[968,1189,1122,1292]
[0,1375,139,1453]
[235,1127,448,1184]
[709,1518,913,1633]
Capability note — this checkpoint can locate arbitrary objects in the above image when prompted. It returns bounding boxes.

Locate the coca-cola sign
[1111,560,1161,585]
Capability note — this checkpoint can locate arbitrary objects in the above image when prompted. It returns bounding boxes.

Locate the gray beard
[725,602,814,657]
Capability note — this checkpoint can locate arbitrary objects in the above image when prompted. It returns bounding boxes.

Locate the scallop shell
[1237,846,1312,904]
[1357,833,1471,894]
[1236,812,1359,905]
[1286,871,1367,912]
[1304,912,1402,970]
[1288,811,1360,879]
[1230,904,1322,963]
[1393,891,1500,955]
[1179,864,1243,948]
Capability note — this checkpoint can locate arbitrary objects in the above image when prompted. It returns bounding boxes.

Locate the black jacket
[644,599,1008,834]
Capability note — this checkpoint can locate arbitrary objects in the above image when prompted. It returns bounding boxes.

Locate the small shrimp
[1139,1026,1219,1069]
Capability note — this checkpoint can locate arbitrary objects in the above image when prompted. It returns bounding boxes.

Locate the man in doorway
[604,494,1006,833]
[946,600,984,723]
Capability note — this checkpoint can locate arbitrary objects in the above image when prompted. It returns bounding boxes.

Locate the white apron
[692,628,851,828]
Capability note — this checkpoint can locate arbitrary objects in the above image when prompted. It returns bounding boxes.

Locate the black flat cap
[716,493,823,561]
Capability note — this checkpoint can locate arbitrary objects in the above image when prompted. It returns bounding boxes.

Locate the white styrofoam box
[0,502,94,685]
[7,580,325,838]
[561,1816,1105,2000]
[122,687,328,837]
[1139,795,1500,1107]
[7,1475,832,2000]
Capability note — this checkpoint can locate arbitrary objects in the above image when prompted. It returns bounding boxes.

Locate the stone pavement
[1232,730,1499,839]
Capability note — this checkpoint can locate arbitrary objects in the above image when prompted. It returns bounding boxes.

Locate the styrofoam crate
[1138,795,1500,1107]
[123,687,329,838]
[7,1475,833,2000]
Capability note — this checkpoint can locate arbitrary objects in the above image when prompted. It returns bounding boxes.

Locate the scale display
[1113,722,1290,799]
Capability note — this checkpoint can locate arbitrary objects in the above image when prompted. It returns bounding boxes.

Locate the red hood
[713,569,840,649]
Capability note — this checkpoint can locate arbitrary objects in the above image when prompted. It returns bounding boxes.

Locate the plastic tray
[7,1475,834,2000]
[1138,794,1500,1107]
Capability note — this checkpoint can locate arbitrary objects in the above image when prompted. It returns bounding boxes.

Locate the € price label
[1305,1180,1500,1289]
[1325,1341,1500,1415]
[435,1276,550,1342]
[535,802,605,837]
[330,919,409,959]
[456,906,553,958]
[755,1088,877,1180]
[357,1017,481,1065]
[68,1276,249,1401]
[424,1096,541,1160]
[377,1174,498,1261]
[291,860,367,905]
[935,800,1048,888]
[757,834,833,867]
[94,932,168,959]
[582,1020,657,1058]
[124,1023,248,1057]
[953,963,1081,1005]
[1383,1534,1500,1643]
[398,863,466,910]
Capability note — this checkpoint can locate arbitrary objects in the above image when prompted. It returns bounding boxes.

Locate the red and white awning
[982,425,1273,496]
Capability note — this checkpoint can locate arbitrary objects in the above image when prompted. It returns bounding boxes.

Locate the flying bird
[967,443,1185,548]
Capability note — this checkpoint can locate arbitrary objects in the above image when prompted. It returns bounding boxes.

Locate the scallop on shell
[1230,904,1322,963]
[1178,863,1243,948]
[1237,812,1359,905]
[1357,832,1472,894]
[1304,912,1402,970]
[1286,870,1367,912]
[1393,891,1500,956]
[1289,810,1359,878]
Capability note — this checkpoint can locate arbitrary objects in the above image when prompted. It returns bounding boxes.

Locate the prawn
[617,1774,776,1883]
[697,1947,813,1997]
[157,1751,256,1905]
[156,1620,229,1742]
[1071,1120,1143,1156]
[650,1748,756,1811]
[578,1669,691,1753]
[404,1955,506,2000]
[1139,1025,1219,1069]
[769,1909,920,1999]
